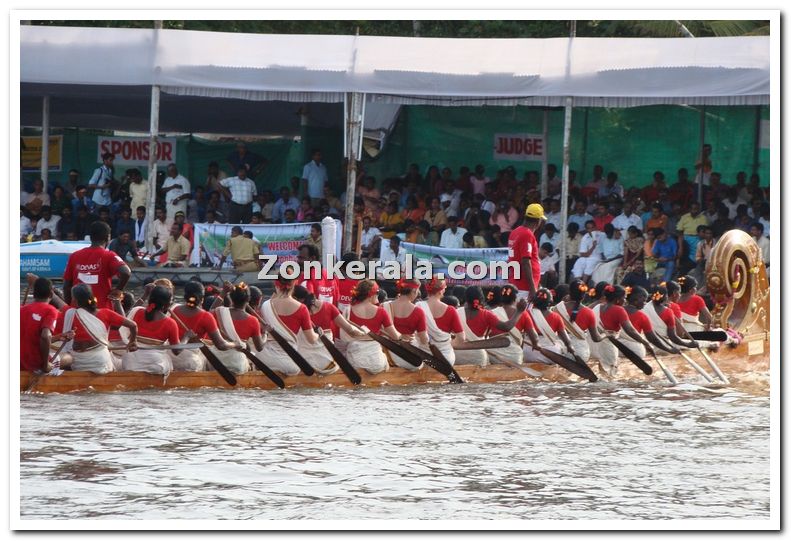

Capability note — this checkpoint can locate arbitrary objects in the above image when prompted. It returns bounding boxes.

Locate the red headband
[396,279,420,291]
[425,276,445,295]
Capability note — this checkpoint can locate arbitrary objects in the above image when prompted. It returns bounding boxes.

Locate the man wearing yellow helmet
[507,203,546,300]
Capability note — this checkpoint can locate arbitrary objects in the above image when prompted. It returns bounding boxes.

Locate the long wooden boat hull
[20,333,768,394]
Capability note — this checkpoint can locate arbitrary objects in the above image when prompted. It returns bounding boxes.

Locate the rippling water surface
[19,378,770,521]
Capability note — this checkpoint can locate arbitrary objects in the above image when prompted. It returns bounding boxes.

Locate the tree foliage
[29,19,770,38]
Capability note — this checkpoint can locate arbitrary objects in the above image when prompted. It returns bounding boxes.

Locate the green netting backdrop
[22,104,769,192]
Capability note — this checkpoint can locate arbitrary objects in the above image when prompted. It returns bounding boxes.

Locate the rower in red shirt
[293,284,361,341]
[20,277,68,372]
[63,221,131,309]
[507,203,545,300]
[624,286,681,354]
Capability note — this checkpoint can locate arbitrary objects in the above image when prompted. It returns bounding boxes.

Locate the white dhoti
[121,346,174,375]
[454,307,488,366]
[170,348,206,372]
[618,335,646,360]
[208,347,250,375]
[382,302,424,371]
[590,337,619,376]
[71,347,115,374]
[553,302,594,364]
[591,257,623,284]
[679,313,722,349]
[488,307,525,366]
[523,340,564,365]
[418,301,457,366]
[572,256,600,278]
[345,338,389,374]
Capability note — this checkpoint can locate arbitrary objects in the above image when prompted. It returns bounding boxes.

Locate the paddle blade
[367,333,423,367]
[269,329,316,376]
[687,330,728,342]
[319,334,362,385]
[243,349,286,389]
[539,347,598,382]
[200,345,238,386]
[428,345,464,384]
[454,336,510,351]
[608,336,653,375]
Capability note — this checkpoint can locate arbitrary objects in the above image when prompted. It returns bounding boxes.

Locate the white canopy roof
[21,25,769,107]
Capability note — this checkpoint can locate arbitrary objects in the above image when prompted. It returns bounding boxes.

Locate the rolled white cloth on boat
[121,345,174,375]
[344,332,389,374]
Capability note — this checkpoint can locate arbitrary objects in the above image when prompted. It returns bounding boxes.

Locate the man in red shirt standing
[296,244,338,304]
[508,203,545,301]
[20,277,69,372]
[63,221,131,309]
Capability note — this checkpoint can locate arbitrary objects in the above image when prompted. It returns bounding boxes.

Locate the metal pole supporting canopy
[40,96,50,191]
[343,91,365,254]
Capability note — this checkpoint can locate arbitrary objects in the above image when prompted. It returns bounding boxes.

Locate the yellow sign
[21,135,62,172]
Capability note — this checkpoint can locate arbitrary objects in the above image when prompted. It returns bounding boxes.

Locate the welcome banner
[392,241,510,285]
[191,220,341,267]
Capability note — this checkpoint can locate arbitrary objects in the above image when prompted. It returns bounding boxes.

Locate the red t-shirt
[337,278,359,307]
[677,295,706,316]
[349,306,392,333]
[274,304,313,335]
[628,310,653,334]
[20,302,59,371]
[311,302,341,338]
[433,306,463,334]
[132,310,180,344]
[570,305,597,331]
[63,246,126,309]
[171,307,219,340]
[465,308,502,337]
[391,306,427,335]
[599,304,629,332]
[514,310,534,333]
[508,225,540,292]
[669,302,682,318]
[594,214,614,231]
[298,270,338,304]
[657,306,677,330]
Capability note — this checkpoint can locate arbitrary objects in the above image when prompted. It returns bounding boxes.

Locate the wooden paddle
[396,339,464,384]
[240,347,286,389]
[169,310,237,387]
[677,327,730,384]
[244,306,316,376]
[454,335,510,350]
[362,331,423,368]
[536,346,598,382]
[605,334,653,376]
[687,330,728,342]
[317,331,362,385]
[428,344,465,384]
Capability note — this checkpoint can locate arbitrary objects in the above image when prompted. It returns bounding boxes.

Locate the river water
[19,376,770,522]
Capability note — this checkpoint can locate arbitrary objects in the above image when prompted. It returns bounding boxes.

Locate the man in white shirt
[611,201,643,234]
[439,181,463,218]
[160,163,191,222]
[539,242,560,287]
[439,216,467,249]
[360,216,382,259]
[88,152,115,207]
[378,236,407,275]
[151,206,172,252]
[544,199,562,231]
[35,206,61,239]
[302,148,328,207]
[23,179,51,217]
[220,166,257,223]
[750,223,770,267]
[133,206,148,249]
[567,200,594,231]
[570,220,603,283]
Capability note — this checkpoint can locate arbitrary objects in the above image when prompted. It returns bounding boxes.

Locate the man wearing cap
[216,226,260,272]
[507,203,545,300]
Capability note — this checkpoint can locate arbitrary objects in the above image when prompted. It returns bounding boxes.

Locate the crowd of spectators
[20,141,770,287]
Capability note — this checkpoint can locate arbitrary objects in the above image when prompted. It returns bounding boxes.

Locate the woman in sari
[553,280,606,363]
[64,284,138,374]
[615,226,644,284]
[488,285,535,365]
[455,286,526,366]
[345,279,401,374]
[642,285,699,351]
[596,285,655,376]
[417,276,466,365]
[382,278,430,371]
[523,289,576,365]
[121,286,181,375]
[169,281,237,372]
[292,285,365,374]
[210,283,265,375]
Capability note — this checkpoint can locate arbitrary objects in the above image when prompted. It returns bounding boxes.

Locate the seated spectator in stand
[149,223,191,268]
[186,186,208,224]
[204,209,221,224]
[710,204,735,240]
[544,199,562,231]
[483,224,504,248]
[358,176,381,213]
[651,228,677,283]
[734,204,754,233]
[283,209,297,224]
[50,185,72,217]
[252,190,275,223]
[643,227,657,276]
[378,201,405,239]
[405,221,429,245]
[616,225,644,284]
[611,201,643,234]
[471,164,491,195]
[20,209,33,241]
[34,206,61,240]
[424,197,448,246]
[114,207,135,239]
[23,179,50,218]
[401,195,424,224]
[757,201,770,238]
[73,204,99,241]
[703,198,719,224]
[297,197,316,222]
[676,200,708,272]
[206,190,228,223]
[692,225,713,285]
[271,187,300,224]
[108,231,145,267]
[722,187,742,219]
[378,236,406,274]
[641,171,666,205]
[703,171,728,204]
[561,222,581,282]
[568,199,593,231]
[620,259,651,290]
[204,160,228,196]
[598,171,624,200]
[593,223,624,284]
[462,231,487,249]
[539,222,560,252]
[571,220,602,284]
[360,216,382,259]
[305,223,322,260]
[669,167,695,205]
[584,164,605,196]
[71,185,96,215]
[249,212,264,224]
[490,199,518,243]
[539,242,559,288]
[439,216,467,249]
[173,211,194,249]
[39,228,53,241]
[58,207,75,240]
[751,223,769,268]
[593,202,614,231]
[439,180,463,218]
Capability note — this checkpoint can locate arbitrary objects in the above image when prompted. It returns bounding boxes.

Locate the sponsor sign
[97,136,177,166]
[21,136,63,172]
[493,133,545,161]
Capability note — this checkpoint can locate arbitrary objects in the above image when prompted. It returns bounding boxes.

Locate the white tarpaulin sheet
[20,26,769,106]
